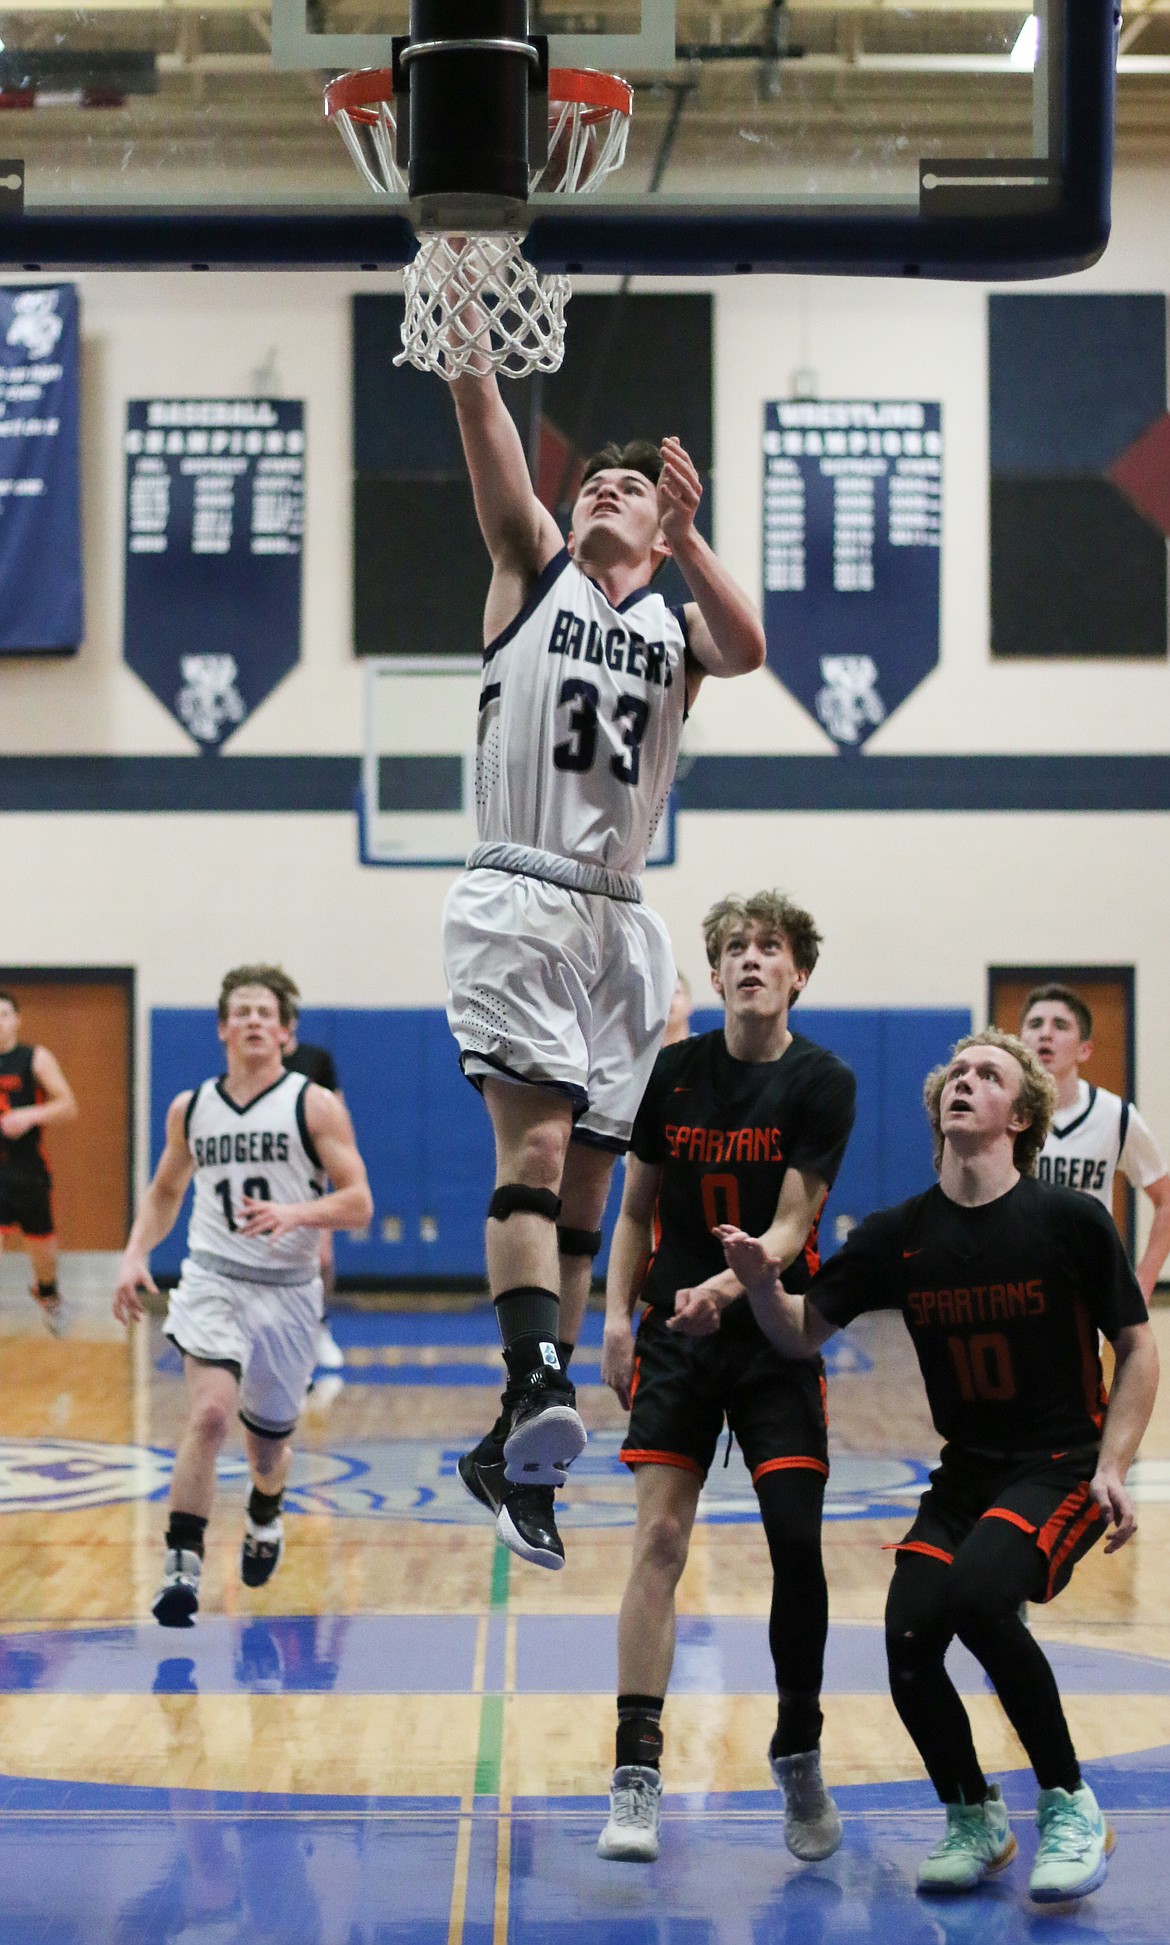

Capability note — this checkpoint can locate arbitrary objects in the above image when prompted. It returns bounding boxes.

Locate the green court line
[474,1541,511,1797]
[474,1694,505,1798]
[490,1538,511,1612]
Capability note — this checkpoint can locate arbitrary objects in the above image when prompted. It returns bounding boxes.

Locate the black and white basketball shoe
[458,1424,566,1571]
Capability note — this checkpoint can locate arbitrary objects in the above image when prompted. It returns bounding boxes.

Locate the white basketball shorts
[442,865,675,1149]
[164,1256,323,1439]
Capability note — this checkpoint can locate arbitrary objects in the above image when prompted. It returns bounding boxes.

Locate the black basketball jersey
[630,1027,856,1316]
[0,1044,46,1175]
[808,1175,1148,1455]
[283,1043,339,1092]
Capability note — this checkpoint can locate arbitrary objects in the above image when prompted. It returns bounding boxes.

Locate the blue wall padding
[149,1004,971,1281]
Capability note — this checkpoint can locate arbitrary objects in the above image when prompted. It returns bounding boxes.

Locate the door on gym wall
[0,970,133,1249]
[989,966,1134,1247]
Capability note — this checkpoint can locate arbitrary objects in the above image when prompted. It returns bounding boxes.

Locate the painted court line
[448,1539,512,1945]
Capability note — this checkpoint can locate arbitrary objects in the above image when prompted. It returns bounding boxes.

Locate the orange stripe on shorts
[881,1539,955,1565]
[619,1449,705,1476]
[751,1456,829,1484]
[981,1506,1037,1536]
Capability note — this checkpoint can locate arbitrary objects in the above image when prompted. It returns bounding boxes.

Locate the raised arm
[669,1164,828,1339]
[653,437,766,700]
[113,1092,196,1323]
[1091,1321,1160,1551]
[238,1086,374,1243]
[713,1224,837,1359]
[602,1155,662,1408]
[448,366,564,638]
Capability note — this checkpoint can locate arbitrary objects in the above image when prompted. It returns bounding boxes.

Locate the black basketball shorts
[620,1306,829,1486]
[889,1442,1105,1602]
[0,1169,54,1241]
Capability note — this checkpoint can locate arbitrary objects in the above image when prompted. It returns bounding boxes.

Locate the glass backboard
[0,0,1134,273]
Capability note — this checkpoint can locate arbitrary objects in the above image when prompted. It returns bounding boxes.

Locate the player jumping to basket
[114,966,373,1627]
[445,357,766,1570]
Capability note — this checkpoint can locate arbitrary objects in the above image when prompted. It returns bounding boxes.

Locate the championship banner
[0,284,82,655]
[123,399,304,749]
[763,400,942,751]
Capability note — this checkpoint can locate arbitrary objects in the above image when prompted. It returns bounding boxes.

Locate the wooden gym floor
[0,1254,1168,1943]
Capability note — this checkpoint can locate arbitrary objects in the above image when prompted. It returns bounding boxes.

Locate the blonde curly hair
[923,1029,1056,1176]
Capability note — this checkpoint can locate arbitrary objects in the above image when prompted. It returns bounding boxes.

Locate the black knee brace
[556,1225,603,1258]
[488,1184,563,1223]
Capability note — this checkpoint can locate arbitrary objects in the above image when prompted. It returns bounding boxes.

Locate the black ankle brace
[248,1485,284,1526]
[503,1334,569,1386]
[616,1693,665,1771]
[166,1511,208,1558]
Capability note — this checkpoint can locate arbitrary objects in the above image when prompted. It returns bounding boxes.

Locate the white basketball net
[395,235,571,379]
[328,74,630,379]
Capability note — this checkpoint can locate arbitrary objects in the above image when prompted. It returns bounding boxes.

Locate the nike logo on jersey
[902,1248,923,1258]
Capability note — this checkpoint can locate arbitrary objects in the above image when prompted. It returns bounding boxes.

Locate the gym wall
[0,167,1168,1224]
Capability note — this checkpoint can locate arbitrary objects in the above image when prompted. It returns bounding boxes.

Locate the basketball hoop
[325,66,632,379]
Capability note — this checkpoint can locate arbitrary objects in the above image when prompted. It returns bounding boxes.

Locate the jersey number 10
[216,1176,270,1232]
[947,1332,1016,1403]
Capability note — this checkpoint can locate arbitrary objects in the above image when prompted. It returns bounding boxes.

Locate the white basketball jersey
[475,549,689,877]
[185,1071,325,1278]
[1036,1082,1167,1211]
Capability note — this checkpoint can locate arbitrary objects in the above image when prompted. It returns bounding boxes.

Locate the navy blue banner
[123,399,304,749]
[763,401,941,751]
[0,284,82,654]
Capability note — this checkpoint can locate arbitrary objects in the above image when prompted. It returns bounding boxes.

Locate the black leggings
[885,1520,1081,1803]
[755,1467,829,1698]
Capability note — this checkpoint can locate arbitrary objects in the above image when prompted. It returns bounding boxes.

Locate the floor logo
[281,1437,937,1528]
[0,1440,173,1513]
[16,1438,1160,1527]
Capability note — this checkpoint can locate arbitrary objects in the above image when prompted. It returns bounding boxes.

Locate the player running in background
[1018,982,1170,1300]
[113,965,372,1628]
[721,1029,1158,1904]
[597,892,855,1863]
[445,343,766,1571]
[0,989,78,1332]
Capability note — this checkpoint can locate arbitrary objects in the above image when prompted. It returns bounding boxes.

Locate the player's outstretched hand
[239,1197,309,1241]
[657,436,702,549]
[1090,1464,1138,1552]
[601,1322,636,1409]
[716,1224,781,1295]
[113,1256,155,1324]
[668,1286,722,1336]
